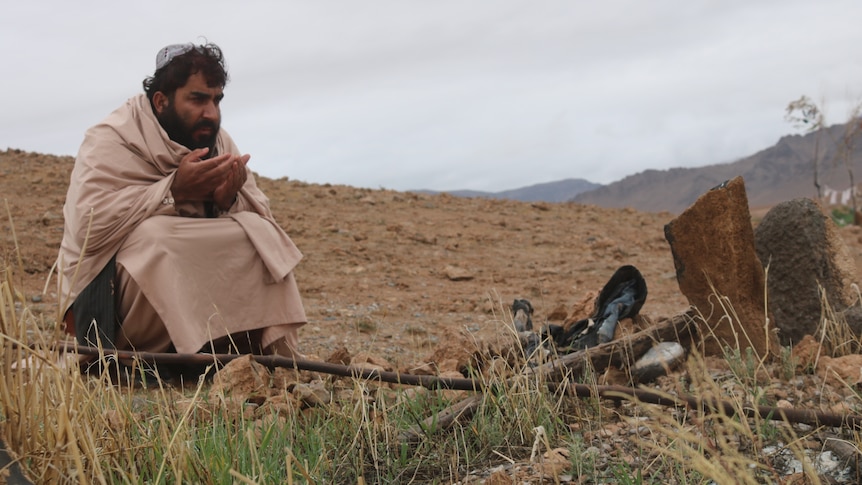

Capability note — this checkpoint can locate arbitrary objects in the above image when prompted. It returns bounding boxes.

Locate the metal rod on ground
[46,342,862,434]
[57,343,483,392]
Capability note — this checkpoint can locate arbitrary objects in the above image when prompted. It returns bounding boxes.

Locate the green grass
[831,206,856,227]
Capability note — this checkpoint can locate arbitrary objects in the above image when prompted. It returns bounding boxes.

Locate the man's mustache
[194,120,219,131]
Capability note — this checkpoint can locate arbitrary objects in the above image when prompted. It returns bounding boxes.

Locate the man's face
[155,71,224,151]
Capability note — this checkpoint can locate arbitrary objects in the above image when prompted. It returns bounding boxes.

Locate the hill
[413,123,862,213]
[572,123,862,214]
[418,178,601,203]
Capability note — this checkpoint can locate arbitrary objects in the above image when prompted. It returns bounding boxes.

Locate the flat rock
[444,265,474,281]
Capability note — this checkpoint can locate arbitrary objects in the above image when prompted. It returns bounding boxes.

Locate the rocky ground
[0,148,699,364]
[5,148,862,482]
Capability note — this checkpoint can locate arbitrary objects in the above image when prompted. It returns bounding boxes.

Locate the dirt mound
[4,148,862,366]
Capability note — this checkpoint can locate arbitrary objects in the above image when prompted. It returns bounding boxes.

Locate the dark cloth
[72,256,119,349]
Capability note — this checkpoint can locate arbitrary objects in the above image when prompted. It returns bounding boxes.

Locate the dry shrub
[815,284,862,358]
[1,265,106,483]
[0,264,216,483]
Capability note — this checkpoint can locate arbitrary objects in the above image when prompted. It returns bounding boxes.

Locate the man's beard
[157,103,219,151]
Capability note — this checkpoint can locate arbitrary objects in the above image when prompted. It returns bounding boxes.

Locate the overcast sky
[3,1,862,192]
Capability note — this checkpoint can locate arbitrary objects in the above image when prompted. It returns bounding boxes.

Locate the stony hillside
[573,123,862,214]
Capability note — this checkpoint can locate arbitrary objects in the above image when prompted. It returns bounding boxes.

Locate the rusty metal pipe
[50,343,862,430]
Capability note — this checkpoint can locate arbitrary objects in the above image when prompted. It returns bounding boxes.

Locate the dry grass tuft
[816,284,862,358]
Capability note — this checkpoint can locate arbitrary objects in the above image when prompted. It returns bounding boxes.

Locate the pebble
[632,342,685,383]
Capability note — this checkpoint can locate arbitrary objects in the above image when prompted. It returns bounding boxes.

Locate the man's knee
[126,216,172,246]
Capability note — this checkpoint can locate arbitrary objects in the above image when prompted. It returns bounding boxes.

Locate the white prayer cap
[155,43,196,70]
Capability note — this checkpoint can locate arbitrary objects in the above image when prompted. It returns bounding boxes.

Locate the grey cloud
[2,0,862,192]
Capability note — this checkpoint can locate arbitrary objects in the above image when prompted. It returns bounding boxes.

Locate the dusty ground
[7,148,862,482]
[0,148,697,363]
[5,148,862,364]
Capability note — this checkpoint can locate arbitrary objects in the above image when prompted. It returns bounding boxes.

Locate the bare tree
[837,105,862,222]
[785,95,825,198]
[786,96,862,224]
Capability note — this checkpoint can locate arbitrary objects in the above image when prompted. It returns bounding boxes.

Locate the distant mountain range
[416,178,602,203]
[421,122,862,214]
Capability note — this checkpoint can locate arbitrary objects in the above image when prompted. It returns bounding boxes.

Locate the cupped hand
[213,154,250,210]
[171,148,247,204]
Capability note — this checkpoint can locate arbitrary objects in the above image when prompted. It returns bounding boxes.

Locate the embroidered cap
[155,43,196,70]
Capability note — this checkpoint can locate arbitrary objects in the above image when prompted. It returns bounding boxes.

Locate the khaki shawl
[58,94,304,352]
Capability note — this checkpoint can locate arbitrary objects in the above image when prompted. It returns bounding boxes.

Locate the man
[57,42,305,358]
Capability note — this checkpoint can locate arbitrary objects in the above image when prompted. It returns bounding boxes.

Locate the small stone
[443,265,474,281]
[350,352,393,372]
[293,381,331,407]
[816,354,862,386]
[209,355,270,401]
[632,342,685,383]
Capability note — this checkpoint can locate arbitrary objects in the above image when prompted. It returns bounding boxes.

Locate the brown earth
[8,148,862,482]
[3,147,862,367]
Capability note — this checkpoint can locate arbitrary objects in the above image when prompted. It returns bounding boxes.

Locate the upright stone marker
[664,177,779,359]
[754,198,860,344]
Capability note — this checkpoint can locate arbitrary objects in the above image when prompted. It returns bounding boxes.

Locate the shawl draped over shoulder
[57,94,305,353]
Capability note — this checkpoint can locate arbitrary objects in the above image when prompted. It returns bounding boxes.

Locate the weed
[816,284,862,357]
[610,462,645,485]
[724,345,761,388]
[354,315,378,334]
[778,345,798,380]
[831,207,855,227]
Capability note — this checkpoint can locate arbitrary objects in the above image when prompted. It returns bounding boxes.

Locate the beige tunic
[57,94,306,354]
